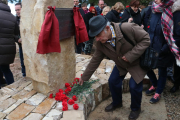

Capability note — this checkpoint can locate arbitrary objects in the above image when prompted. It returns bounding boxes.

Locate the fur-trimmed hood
[172,0,180,13]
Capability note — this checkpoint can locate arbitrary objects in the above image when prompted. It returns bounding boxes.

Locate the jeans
[174,62,180,86]
[0,65,14,88]
[19,45,26,77]
[74,38,83,54]
[147,67,167,94]
[108,66,143,111]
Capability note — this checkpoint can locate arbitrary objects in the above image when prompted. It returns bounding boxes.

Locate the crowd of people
[0,0,179,119]
[75,0,180,119]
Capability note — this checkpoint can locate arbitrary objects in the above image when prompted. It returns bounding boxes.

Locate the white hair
[104,21,111,33]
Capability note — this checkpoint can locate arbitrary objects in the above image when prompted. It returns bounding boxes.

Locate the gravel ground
[163,80,180,120]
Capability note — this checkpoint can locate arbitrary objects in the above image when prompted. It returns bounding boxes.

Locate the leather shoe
[170,85,179,93]
[129,108,141,120]
[105,103,122,112]
[167,76,175,83]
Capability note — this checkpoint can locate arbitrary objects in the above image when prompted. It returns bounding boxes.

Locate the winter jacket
[0,3,19,65]
[141,6,151,25]
[148,12,174,67]
[121,7,142,26]
[84,12,94,39]
[143,7,152,32]
[172,0,180,48]
[95,6,102,15]
[82,22,150,84]
[105,10,120,23]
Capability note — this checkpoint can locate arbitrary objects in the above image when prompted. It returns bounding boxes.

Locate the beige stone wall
[20,0,75,94]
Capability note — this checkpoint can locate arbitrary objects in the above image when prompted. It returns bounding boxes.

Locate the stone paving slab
[0,112,6,120]
[0,98,16,112]
[33,98,56,115]
[25,93,46,106]
[43,109,62,120]
[23,113,43,120]
[6,103,35,120]
[88,93,168,120]
[61,110,84,120]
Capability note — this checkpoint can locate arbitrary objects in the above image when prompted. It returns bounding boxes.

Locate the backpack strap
[119,23,135,47]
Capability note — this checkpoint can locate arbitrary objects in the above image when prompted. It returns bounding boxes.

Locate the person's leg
[129,77,143,111]
[84,41,89,54]
[156,67,167,94]
[167,66,174,82]
[19,45,26,77]
[75,37,82,54]
[0,70,3,89]
[0,65,14,85]
[87,38,94,54]
[146,69,157,95]
[129,77,143,120]
[108,65,125,106]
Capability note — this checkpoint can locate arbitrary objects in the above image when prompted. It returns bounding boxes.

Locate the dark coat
[84,12,94,39]
[141,6,151,22]
[121,7,142,26]
[82,23,150,84]
[95,6,102,15]
[173,11,180,48]
[105,10,120,23]
[143,7,152,32]
[0,3,19,65]
[148,12,174,67]
[14,16,21,46]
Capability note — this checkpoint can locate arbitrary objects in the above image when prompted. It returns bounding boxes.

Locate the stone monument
[20,0,75,95]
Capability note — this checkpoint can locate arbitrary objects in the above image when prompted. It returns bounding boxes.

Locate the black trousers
[174,61,180,86]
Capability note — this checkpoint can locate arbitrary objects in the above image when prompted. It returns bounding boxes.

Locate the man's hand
[128,18,133,23]
[79,78,84,86]
[18,38,22,43]
[122,56,129,62]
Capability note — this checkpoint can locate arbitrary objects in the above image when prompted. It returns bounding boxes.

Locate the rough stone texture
[88,93,168,120]
[33,98,56,115]
[6,103,35,120]
[0,98,16,112]
[23,113,43,120]
[3,99,24,114]
[91,82,102,106]
[20,0,75,95]
[0,112,6,119]
[99,79,110,100]
[12,89,30,100]
[43,109,62,120]
[24,83,33,91]
[61,111,84,120]
[25,93,46,106]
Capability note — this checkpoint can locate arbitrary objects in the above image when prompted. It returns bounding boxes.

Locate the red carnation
[81,74,83,76]
[73,81,77,85]
[65,83,70,88]
[74,78,79,82]
[67,87,71,92]
[62,101,68,106]
[72,95,77,101]
[68,99,75,105]
[126,5,129,8]
[73,104,79,110]
[65,89,69,95]
[59,89,64,93]
[49,93,53,98]
[62,105,68,111]
[147,25,150,28]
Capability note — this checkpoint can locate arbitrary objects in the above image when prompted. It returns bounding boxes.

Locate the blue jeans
[19,45,26,77]
[147,67,167,94]
[0,65,14,88]
[108,66,143,111]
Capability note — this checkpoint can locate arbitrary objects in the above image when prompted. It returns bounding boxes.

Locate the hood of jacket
[0,3,11,12]
[172,0,180,13]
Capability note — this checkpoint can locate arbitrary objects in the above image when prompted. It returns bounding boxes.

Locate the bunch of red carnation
[49,80,80,111]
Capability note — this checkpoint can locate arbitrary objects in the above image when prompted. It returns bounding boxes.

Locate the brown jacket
[81,22,150,84]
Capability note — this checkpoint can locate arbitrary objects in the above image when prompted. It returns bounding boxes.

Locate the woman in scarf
[83,6,97,55]
[145,0,177,103]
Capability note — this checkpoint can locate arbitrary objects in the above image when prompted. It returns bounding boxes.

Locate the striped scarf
[152,0,180,65]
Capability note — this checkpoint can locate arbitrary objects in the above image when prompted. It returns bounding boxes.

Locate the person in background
[0,0,19,88]
[145,0,175,103]
[74,0,80,7]
[81,3,88,14]
[105,2,124,23]
[95,0,104,15]
[104,3,107,7]
[15,3,26,77]
[84,6,97,55]
[141,1,153,25]
[139,5,146,12]
[170,0,180,93]
[79,15,150,120]
[121,0,143,28]
[101,6,111,16]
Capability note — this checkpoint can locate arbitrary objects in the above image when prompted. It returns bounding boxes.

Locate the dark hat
[89,15,108,37]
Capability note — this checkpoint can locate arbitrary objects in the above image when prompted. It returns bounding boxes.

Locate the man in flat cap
[79,15,150,120]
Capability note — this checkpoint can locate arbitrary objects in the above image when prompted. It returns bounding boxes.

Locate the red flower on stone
[74,78,79,82]
[73,81,77,85]
[67,87,71,92]
[65,83,70,88]
[65,89,69,95]
[59,89,64,93]
[68,99,75,105]
[49,93,53,98]
[73,104,79,110]
[62,105,68,111]
[72,95,77,101]
[62,101,68,106]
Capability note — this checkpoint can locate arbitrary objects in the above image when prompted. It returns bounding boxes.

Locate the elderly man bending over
[79,15,150,120]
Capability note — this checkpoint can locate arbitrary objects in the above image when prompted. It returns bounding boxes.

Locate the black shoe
[167,76,175,83]
[170,85,179,93]
[1,78,6,84]
[105,103,122,112]
[129,108,141,120]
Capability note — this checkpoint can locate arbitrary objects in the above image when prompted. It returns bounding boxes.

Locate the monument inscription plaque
[55,8,75,41]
